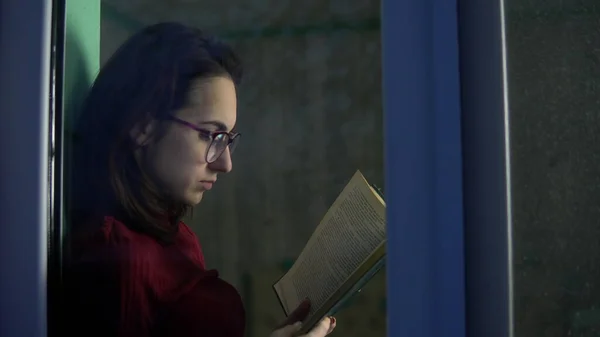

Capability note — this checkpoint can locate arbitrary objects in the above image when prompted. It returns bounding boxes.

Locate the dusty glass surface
[505,1,600,336]
[98,0,384,336]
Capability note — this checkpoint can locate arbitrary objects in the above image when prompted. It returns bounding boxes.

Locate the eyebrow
[197,120,228,131]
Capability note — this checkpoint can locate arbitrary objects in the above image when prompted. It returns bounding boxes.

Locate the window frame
[382,0,467,336]
[0,0,53,336]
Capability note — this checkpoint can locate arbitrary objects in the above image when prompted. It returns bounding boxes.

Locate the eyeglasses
[166,116,241,164]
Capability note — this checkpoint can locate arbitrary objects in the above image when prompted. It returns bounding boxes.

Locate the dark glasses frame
[166,115,240,163]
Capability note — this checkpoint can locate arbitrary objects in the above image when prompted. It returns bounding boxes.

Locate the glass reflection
[61,1,383,337]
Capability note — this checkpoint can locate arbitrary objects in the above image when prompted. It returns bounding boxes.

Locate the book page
[274,171,386,317]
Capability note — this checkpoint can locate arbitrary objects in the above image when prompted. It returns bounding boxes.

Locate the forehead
[176,76,237,131]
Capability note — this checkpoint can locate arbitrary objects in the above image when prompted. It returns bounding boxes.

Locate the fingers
[272,316,337,337]
[304,316,335,337]
[327,317,336,335]
[277,299,311,329]
[271,322,303,337]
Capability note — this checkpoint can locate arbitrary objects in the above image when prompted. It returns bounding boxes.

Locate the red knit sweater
[64,215,245,337]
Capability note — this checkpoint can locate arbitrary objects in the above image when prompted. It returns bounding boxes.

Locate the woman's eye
[198,130,212,141]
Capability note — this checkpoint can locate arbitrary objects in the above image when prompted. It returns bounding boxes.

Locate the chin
[186,191,205,206]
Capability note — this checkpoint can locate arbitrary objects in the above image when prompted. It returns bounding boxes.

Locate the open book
[273,170,386,334]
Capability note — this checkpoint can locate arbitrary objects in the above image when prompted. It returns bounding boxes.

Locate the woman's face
[138,76,238,206]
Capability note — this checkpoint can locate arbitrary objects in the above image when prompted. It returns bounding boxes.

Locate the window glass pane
[62,1,384,336]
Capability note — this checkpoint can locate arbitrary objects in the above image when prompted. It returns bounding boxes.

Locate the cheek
[151,135,209,183]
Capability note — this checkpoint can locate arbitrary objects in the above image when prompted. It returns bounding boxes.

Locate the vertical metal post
[458,1,513,336]
[48,1,100,335]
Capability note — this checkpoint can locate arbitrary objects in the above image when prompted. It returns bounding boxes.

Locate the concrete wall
[505,0,600,336]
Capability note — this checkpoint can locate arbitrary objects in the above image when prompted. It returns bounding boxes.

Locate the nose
[208,147,233,173]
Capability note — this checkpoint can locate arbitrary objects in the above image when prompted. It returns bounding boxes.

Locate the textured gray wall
[506,0,600,336]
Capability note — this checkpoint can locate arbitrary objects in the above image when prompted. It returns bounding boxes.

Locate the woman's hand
[270,299,337,337]
[271,316,336,337]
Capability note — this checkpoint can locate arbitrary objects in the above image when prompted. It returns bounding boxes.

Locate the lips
[200,181,215,190]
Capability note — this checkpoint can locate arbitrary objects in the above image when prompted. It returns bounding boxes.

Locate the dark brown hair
[69,22,242,242]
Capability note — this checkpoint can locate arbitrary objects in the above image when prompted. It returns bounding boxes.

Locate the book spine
[324,256,386,317]
[371,183,385,199]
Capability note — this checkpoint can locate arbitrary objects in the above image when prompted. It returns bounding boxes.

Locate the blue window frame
[459,1,512,336]
[0,0,53,336]
[383,0,466,336]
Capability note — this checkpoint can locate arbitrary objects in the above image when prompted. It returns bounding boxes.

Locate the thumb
[304,317,332,337]
[272,322,302,337]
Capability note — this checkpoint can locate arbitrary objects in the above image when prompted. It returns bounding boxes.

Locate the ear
[129,121,156,147]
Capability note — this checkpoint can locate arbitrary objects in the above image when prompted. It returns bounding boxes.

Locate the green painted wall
[64,0,100,125]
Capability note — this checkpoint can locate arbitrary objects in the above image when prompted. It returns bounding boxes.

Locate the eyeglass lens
[206,134,238,163]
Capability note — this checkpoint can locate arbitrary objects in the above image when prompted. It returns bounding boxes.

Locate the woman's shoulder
[68,215,168,269]
[69,215,208,285]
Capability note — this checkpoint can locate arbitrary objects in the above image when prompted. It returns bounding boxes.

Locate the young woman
[63,22,336,337]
